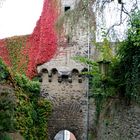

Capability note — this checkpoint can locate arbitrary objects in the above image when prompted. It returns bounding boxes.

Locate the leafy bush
[0,59,9,83]
[0,59,52,140]
[15,89,52,140]
[13,73,52,140]
[34,98,52,139]
[14,73,40,93]
[0,133,13,140]
[113,10,140,103]
[75,55,116,124]
[0,91,16,135]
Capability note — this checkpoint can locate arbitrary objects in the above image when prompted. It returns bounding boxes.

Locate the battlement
[39,67,88,83]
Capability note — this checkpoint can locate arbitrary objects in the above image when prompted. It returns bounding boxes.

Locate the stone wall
[39,69,88,140]
[96,99,140,140]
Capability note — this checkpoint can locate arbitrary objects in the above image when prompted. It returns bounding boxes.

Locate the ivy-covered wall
[0,0,59,79]
[0,59,52,140]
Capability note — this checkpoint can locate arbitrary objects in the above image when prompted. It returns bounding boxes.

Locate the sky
[95,0,140,41]
[0,0,139,40]
[0,0,44,39]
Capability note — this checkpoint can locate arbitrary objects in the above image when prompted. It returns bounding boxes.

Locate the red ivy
[26,0,59,78]
[0,0,59,78]
[0,40,11,66]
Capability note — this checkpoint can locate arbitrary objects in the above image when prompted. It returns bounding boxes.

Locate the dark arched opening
[72,69,79,74]
[41,68,48,73]
[51,68,58,75]
[81,68,88,73]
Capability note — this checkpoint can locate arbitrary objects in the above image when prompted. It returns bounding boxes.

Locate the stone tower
[37,0,91,139]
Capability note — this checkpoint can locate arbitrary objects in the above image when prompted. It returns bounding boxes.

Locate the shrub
[0,91,16,135]
[113,10,140,103]
[0,133,13,140]
[0,59,9,83]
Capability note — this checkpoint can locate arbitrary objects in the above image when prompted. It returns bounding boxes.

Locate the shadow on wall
[54,130,76,140]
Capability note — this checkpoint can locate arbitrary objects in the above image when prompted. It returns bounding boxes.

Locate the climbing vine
[0,91,16,139]
[0,59,52,140]
[26,0,59,78]
[0,58,9,83]
[5,36,29,74]
[113,10,140,103]
[14,73,52,140]
[0,0,59,79]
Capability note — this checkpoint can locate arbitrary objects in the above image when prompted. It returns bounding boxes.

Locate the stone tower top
[61,0,80,12]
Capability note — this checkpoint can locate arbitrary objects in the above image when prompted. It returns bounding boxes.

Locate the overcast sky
[0,0,44,39]
[0,0,139,40]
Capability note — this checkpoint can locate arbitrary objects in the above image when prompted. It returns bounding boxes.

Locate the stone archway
[38,66,89,140]
[38,67,89,140]
[47,101,86,140]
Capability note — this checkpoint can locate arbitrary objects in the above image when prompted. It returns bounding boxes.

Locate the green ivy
[0,59,52,140]
[0,91,16,134]
[74,55,116,124]
[15,89,35,140]
[0,133,13,140]
[0,58,9,83]
[14,77,52,140]
[113,10,140,103]
[14,73,40,93]
[34,98,52,139]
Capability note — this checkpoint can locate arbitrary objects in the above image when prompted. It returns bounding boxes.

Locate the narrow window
[64,6,70,12]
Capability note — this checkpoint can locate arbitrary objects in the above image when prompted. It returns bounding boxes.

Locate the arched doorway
[54,130,76,140]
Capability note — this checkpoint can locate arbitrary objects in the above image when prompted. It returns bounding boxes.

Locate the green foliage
[0,59,9,83]
[0,59,52,140]
[113,10,140,103]
[15,89,35,140]
[14,73,40,93]
[35,98,52,139]
[94,38,114,61]
[74,55,115,124]
[0,133,13,140]
[14,75,52,140]
[0,91,16,134]
[75,36,116,97]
